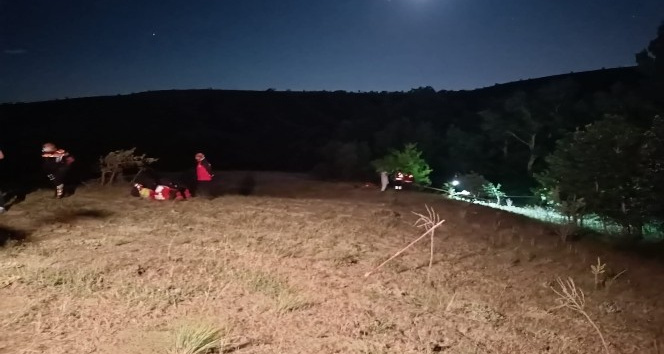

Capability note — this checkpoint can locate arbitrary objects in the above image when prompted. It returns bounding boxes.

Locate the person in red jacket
[195,152,214,198]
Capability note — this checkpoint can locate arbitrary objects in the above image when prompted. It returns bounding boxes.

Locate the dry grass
[550,277,610,354]
[0,172,663,353]
[170,323,225,354]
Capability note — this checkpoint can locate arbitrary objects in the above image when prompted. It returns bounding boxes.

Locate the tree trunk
[527,154,537,174]
[526,133,537,173]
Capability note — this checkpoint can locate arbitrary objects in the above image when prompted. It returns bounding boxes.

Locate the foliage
[640,115,664,219]
[482,182,506,205]
[99,148,158,186]
[478,80,579,175]
[636,21,664,79]
[539,115,664,239]
[454,172,490,198]
[314,140,372,180]
[441,181,456,197]
[371,143,433,185]
[444,125,486,175]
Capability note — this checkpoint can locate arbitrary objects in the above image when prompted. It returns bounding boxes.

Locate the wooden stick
[365,219,445,278]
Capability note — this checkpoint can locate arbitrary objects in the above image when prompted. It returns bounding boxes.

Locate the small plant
[442,181,456,197]
[99,147,158,185]
[414,205,443,282]
[169,323,223,354]
[482,182,506,205]
[554,222,577,243]
[591,257,607,289]
[505,198,513,207]
[555,193,586,226]
[550,277,610,354]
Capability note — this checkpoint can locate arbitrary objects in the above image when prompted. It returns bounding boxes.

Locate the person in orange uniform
[403,172,414,190]
[41,143,74,199]
[394,170,404,190]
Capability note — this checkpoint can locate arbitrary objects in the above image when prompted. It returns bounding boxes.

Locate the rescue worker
[41,143,74,199]
[403,172,414,190]
[380,171,389,192]
[394,170,404,190]
[194,152,214,198]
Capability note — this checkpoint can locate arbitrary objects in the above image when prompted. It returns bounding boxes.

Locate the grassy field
[1,172,663,354]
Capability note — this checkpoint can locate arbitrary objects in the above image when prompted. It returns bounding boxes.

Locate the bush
[371,143,433,185]
[539,115,664,239]
[99,148,158,185]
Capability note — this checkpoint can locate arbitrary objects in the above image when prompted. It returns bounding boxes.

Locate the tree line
[0,23,662,239]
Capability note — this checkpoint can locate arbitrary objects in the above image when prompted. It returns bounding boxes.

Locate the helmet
[42,143,56,153]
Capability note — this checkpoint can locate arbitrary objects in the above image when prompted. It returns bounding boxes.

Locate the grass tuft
[169,323,224,354]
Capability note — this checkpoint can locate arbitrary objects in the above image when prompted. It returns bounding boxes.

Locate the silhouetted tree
[542,115,650,238]
[636,21,664,79]
[371,143,433,185]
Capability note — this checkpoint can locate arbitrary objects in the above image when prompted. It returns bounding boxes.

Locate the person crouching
[41,143,74,199]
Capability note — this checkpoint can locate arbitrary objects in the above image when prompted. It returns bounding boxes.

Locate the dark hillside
[0,66,645,188]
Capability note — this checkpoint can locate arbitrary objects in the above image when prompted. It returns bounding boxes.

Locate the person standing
[394,170,404,190]
[41,143,74,199]
[403,172,414,190]
[380,171,389,192]
[0,147,5,213]
[195,152,214,198]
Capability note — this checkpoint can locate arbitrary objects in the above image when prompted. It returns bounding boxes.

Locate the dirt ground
[1,172,663,354]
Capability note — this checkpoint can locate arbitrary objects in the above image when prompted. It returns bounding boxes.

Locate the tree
[99,148,158,186]
[371,143,433,185]
[444,125,487,175]
[482,182,506,205]
[541,116,648,238]
[480,80,578,175]
[636,21,664,79]
[314,140,372,180]
[640,115,664,219]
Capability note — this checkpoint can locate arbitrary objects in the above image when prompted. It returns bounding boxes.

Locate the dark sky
[1,0,662,103]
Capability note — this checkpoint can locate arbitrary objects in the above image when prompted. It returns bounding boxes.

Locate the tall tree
[636,21,664,79]
[480,80,577,175]
[543,115,648,238]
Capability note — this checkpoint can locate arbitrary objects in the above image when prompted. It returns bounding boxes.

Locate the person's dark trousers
[48,166,69,198]
[196,180,213,199]
[0,189,6,212]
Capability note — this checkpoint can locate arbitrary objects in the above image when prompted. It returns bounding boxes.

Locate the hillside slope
[1,172,662,354]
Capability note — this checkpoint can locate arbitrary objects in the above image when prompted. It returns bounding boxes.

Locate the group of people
[0,143,218,214]
[130,152,215,201]
[379,170,415,192]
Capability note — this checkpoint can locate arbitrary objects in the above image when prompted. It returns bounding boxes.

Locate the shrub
[99,148,158,185]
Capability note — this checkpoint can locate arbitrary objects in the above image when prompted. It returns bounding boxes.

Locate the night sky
[1,0,663,103]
